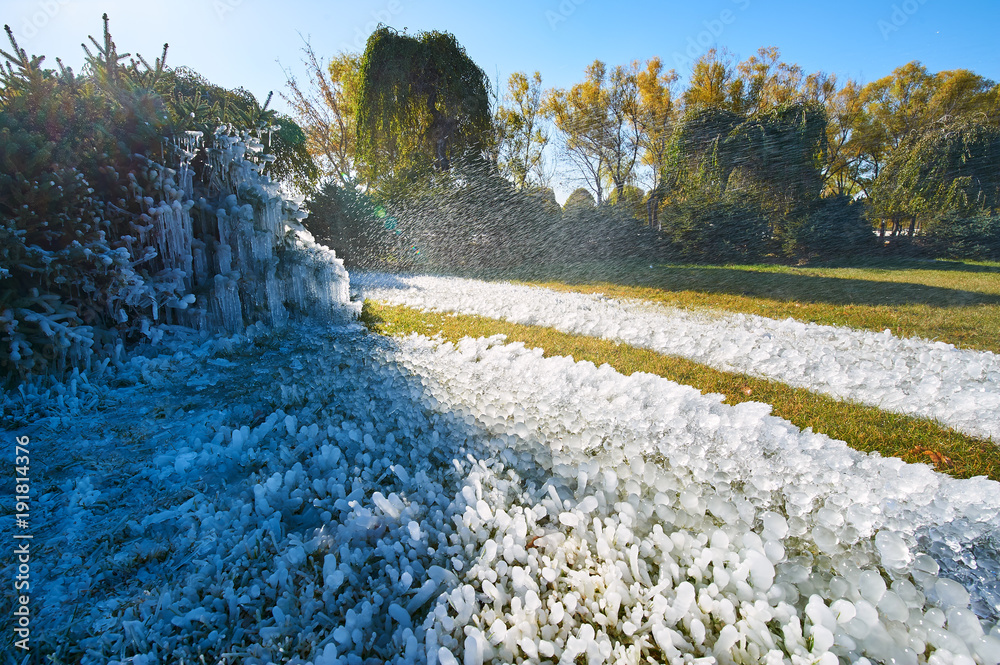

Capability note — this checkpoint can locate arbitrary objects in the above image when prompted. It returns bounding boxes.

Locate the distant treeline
[287,33,999,265]
[4,16,1000,387]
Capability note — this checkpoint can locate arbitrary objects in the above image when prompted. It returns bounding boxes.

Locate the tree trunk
[612,179,625,203]
[426,90,453,171]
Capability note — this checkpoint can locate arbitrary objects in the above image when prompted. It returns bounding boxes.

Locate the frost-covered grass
[361,301,1000,482]
[499,259,1000,354]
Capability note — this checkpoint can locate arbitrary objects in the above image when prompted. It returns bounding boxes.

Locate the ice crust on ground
[4,320,999,665]
[355,273,1000,442]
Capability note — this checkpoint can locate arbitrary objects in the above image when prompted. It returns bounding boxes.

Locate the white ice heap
[21,325,998,665]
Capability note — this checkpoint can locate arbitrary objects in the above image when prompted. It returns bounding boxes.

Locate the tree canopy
[354,27,492,191]
[493,71,550,189]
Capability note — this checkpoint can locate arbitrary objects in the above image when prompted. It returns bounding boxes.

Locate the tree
[525,186,562,217]
[728,103,827,212]
[659,194,772,261]
[663,105,744,200]
[494,71,549,189]
[872,115,1000,240]
[682,49,742,110]
[563,187,596,212]
[636,57,678,227]
[545,63,609,203]
[303,182,396,267]
[1,16,320,385]
[603,62,643,200]
[735,46,805,115]
[857,62,998,238]
[1,17,179,383]
[663,98,827,256]
[793,195,875,258]
[354,27,492,191]
[856,61,936,200]
[282,42,361,187]
[922,210,1000,259]
[818,77,867,197]
[607,183,647,222]
[545,60,642,203]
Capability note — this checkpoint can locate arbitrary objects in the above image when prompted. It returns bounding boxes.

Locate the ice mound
[388,333,1000,665]
[356,273,1000,442]
[6,321,999,664]
[3,129,355,394]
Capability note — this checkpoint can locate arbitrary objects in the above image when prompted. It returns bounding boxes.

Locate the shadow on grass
[466,260,1000,309]
[808,256,1000,274]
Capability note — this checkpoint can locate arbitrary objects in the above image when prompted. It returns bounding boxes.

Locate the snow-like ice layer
[5,321,999,665]
[356,273,1000,442]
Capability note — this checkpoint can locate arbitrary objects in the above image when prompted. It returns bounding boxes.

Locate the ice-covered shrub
[0,20,348,388]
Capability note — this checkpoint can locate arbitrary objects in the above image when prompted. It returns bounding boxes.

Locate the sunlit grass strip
[362,300,1000,482]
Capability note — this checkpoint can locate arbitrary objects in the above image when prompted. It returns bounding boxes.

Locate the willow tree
[355,27,492,190]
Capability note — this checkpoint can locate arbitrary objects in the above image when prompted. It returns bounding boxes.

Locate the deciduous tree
[545,60,642,203]
[636,57,678,227]
[355,27,492,192]
[282,42,361,187]
[494,71,549,189]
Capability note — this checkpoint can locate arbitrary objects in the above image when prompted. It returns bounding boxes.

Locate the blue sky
[6,0,998,108]
[4,0,998,197]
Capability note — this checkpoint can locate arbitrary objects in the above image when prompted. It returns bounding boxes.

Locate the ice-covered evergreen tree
[1,16,347,389]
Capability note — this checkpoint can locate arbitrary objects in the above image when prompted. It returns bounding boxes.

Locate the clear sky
[4,0,998,197]
[6,0,998,108]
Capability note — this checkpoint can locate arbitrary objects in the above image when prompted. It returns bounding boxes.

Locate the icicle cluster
[163,127,355,333]
[2,126,354,391]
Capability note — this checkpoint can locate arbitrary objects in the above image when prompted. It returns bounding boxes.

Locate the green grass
[465,258,1000,353]
[362,300,1000,482]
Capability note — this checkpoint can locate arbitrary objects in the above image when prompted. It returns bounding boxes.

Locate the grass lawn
[477,258,1000,353]
[361,299,1000,483]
